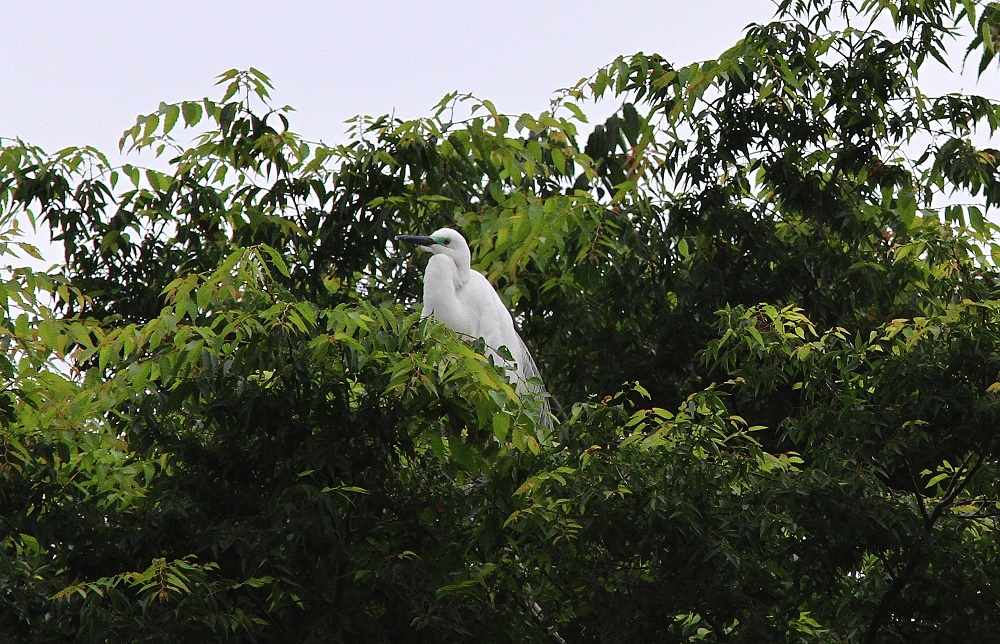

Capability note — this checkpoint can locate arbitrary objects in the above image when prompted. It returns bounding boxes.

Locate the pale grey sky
[4,1,996,167]
[3,1,780,153]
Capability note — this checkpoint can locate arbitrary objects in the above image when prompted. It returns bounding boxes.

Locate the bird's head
[395,228,471,266]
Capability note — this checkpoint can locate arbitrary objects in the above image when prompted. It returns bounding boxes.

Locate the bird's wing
[478,299,515,367]
[464,271,551,427]
[422,254,477,336]
[472,276,546,391]
[511,330,545,390]
[510,329,552,428]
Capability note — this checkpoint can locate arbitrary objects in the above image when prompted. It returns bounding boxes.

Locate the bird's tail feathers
[510,335,554,430]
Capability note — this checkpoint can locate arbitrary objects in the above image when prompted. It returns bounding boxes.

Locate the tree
[2,0,1000,641]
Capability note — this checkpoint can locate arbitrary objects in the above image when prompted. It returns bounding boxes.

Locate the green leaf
[969,205,986,233]
[897,190,917,228]
[926,472,949,488]
[492,412,511,442]
[182,101,202,127]
[551,147,566,174]
[162,103,180,135]
[564,102,589,123]
[260,244,291,278]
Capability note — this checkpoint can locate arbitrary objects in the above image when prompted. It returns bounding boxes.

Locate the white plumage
[396,228,550,424]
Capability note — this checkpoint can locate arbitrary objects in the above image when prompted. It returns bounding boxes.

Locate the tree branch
[929,452,985,525]
[867,452,987,643]
[904,458,931,529]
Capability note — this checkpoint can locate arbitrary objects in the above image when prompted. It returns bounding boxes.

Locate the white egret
[395,228,551,425]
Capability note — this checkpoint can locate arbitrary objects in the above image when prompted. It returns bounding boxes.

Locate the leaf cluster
[3,1,1000,641]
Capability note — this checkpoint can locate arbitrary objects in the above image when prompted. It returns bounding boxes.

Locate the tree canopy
[3,0,1000,641]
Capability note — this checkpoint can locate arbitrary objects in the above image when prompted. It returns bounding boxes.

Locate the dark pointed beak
[394,235,436,247]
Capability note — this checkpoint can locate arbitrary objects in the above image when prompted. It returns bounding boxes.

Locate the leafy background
[3,1,1000,641]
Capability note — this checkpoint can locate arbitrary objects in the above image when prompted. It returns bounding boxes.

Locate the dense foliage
[3,0,1000,641]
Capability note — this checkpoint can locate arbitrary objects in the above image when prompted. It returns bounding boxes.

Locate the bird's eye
[443,239,451,245]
